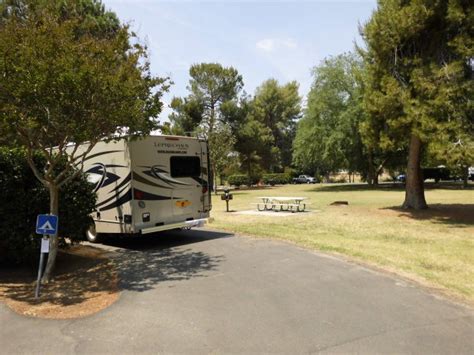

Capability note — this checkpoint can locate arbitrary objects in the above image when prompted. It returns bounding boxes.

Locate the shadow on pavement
[102,229,232,293]
[0,230,232,305]
[101,228,233,250]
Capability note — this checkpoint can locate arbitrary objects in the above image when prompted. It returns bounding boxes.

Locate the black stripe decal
[134,188,180,201]
[192,176,207,186]
[134,172,172,189]
[104,164,128,168]
[109,172,132,194]
[100,188,132,211]
[96,174,132,208]
[101,173,120,188]
[155,173,191,186]
[84,150,124,162]
[96,182,130,208]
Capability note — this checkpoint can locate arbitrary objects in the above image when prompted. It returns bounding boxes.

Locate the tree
[361,0,473,209]
[293,53,366,179]
[206,123,236,190]
[220,95,274,181]
[0,148,96,265]
[163,97,203,136]
[252,79,301,171]
[168,63,243,187]
[187,63,243,135]
[0,0,169,279]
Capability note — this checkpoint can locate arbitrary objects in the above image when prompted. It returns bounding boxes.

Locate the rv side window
[170,156,201,178]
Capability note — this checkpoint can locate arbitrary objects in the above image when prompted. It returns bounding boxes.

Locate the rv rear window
[170,156,201,178]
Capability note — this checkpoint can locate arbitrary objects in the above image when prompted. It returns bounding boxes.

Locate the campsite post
[35,215,58,298]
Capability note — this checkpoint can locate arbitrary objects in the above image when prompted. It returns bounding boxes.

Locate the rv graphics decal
[95,173,131,209]
[83,150,124,163]
[141,165,192,186]
[85,163,126,192]
[133,188,181,201]
[99,188,132,211]
[133,171,172,189]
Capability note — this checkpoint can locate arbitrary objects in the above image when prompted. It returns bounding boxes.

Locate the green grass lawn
[208,183,474,304]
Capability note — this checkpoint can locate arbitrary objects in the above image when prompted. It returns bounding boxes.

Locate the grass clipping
[0,245,119,319]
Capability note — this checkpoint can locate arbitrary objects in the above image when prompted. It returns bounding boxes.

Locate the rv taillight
[134,190,144,200]
[202,186,208,194]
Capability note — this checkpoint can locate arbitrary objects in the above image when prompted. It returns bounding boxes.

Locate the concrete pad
[234,209,318,217]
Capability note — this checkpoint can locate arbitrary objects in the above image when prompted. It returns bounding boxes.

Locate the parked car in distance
[422,167,453,182]
[396,174,406,183]
[397,167,460,184]
[292,175,316,184]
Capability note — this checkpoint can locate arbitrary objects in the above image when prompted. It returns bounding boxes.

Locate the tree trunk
[42,183,59,281]
[461,165,469,188]
[402,135,427,210]
[247,160,252,187]
[213,167,218,195]
[367,150,375,186]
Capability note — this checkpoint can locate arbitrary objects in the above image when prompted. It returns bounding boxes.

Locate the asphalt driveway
[1,229,473,354]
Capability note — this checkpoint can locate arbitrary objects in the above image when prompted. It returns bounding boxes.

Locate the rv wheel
[86,223,101,243]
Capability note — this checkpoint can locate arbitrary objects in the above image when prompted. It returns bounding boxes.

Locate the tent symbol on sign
[39,221,54,231]
[36,214,58,235]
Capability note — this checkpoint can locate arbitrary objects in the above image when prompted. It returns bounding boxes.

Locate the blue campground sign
[36,214,58,235]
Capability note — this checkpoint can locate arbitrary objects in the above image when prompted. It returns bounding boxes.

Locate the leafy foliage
[0,148,96,265]
[361,0,473,208]
[0,0,169,278]
[293,53,366,177]
[251,79,302,171]
[227,174,261,187]
[222,96,274,179]
[168,63,243,186]
[206,122,236,190]
[262,173,292,186]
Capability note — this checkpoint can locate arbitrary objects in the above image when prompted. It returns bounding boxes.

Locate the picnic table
[255,197,308,212]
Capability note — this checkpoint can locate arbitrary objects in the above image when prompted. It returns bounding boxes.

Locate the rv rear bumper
[140,218,207,235]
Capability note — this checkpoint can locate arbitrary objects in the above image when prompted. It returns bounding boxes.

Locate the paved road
[1,229,473,354]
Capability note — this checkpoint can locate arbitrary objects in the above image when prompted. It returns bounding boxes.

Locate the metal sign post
[35,237,50,298]
[35,214,58,299]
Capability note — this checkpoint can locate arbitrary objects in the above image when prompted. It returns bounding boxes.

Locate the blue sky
[103,0,377,121]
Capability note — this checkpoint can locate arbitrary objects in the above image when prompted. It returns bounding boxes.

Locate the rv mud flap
[140,218,207,235]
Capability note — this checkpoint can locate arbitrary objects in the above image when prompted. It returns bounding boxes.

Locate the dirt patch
[0,245,119,319]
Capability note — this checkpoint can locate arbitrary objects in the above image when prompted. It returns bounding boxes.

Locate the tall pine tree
[362,0,473,209]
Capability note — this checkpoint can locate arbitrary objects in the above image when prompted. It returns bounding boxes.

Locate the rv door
[169,155,201,219]
[200,140,212,212]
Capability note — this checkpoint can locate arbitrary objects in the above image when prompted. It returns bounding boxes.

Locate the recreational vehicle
[77,135,211,242]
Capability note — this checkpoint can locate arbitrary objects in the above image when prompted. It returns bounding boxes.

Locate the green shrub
[262,173,292,186]
[0,148,96,265]
[228,174,248,187]
[228,174,261,187]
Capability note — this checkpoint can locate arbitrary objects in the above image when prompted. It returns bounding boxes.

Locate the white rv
[79,135,211,242]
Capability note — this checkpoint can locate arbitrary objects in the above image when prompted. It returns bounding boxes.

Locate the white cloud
[256,38,298,52]
[256,39,275,52]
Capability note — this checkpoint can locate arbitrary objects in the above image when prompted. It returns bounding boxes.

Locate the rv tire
[86,222,101,243]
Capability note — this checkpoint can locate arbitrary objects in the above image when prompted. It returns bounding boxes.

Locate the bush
[0,148,96,265]
[227,174,261,187]
[262,173,292,186]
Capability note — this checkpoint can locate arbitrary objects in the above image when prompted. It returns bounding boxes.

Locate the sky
[103,0,377,121]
